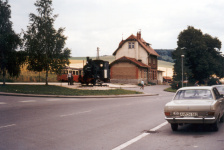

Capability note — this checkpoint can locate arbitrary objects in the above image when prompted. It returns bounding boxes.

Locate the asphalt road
[0,85,224,150]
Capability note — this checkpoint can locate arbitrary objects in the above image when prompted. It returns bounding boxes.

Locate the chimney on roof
[137,31,141,40]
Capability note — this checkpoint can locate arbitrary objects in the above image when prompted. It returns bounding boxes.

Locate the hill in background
[155,49,174,63]
[70,55,116,63]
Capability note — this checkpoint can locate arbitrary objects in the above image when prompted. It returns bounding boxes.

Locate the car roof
[212,85,224,87]
[177,86,214,91]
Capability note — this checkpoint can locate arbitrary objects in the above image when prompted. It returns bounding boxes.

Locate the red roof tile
[113,33,159,57]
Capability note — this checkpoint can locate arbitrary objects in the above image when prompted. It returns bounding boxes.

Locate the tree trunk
[45,68,48,86]
[39,72,40,82]
[1,51,6,86]
[2,68,6,86]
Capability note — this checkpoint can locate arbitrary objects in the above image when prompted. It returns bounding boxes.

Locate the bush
[0,78,14,82]
[170,81,182,89]
[148,82,156,85]
[207,77,220,86]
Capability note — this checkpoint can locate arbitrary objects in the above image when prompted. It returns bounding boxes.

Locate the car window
[213,88,221,99]
[215,86,224,95]
[174,89,213,100]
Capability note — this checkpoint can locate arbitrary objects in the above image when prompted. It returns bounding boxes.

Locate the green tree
[173,26,222,84]
[23,0,71,85]
[0,0,25,85]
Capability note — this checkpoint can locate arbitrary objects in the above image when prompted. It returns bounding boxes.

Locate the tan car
[164,86,224,131]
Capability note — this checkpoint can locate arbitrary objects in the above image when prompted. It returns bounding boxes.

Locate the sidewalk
[0,82,159,98]
[0,82,138,90]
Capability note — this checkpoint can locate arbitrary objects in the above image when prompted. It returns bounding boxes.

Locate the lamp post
[181,55,185,87]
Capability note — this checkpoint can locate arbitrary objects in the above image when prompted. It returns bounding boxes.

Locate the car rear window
[174,89,213,100]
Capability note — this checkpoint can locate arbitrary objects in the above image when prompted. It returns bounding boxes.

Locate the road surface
[0,85,224,150]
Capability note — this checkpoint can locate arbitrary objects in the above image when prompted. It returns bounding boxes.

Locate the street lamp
[181,55,185,87]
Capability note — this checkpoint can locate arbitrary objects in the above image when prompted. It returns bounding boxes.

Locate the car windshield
[174,89,213,100]
[215,86,224,95]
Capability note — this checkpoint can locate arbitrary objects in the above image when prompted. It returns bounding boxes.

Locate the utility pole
[181,55,185,87]
[97,47,100,60]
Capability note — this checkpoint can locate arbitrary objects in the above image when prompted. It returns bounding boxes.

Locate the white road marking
[60,110,92,117]
[194,146,198,148]
[47,99,61,102]
[0,124,16,129]
[149,121,168,132]
[19,100,36,103]
[112,121,168,150]
[0,102,6,105]
[112,133,149,150]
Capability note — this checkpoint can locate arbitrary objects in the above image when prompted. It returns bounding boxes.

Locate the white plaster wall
[115,41,148,64]
[116,42,136,59]
[138,45,148,64]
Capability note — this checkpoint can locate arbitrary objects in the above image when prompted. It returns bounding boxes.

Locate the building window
[128,42,134,49]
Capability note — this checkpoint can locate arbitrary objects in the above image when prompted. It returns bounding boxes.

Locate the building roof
[110,56,150,68]
[113,32,160,57]
[163,76,172,80]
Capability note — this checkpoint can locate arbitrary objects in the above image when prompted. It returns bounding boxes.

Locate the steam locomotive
[78,57,110,85]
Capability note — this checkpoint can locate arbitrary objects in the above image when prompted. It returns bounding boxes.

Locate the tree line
[0,0,71,85]
[155,49,174,63]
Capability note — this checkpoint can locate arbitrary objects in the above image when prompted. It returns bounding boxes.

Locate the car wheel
[171,123,178,131]
[212,119,219,131]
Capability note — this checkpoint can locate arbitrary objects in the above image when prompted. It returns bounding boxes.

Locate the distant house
[110,31,159,84]
[163,76,172,83]
[157,70,164,84]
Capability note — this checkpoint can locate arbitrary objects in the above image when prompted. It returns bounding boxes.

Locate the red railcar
[57,67,83,82]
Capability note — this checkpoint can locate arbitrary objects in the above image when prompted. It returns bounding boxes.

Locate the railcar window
[75,71,79,75]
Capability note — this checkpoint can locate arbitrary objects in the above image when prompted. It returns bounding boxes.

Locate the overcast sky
[10,0,224,57]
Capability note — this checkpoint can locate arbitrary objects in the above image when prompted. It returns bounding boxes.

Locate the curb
[0,92,158,98]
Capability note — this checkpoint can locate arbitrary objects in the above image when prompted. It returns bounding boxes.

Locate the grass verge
[164,87,177,93]
[0,85,142,96]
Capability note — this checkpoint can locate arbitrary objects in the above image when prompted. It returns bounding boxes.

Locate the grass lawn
[164,87,177,93]
[0,85,142,96]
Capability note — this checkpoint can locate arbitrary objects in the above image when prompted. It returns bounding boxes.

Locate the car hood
[165,100,215,111]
